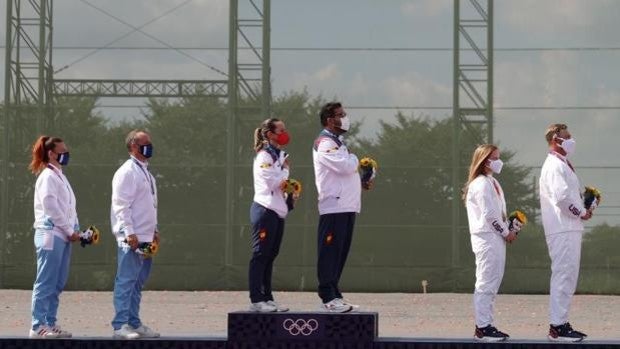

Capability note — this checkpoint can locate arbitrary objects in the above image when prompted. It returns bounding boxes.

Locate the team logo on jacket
[259,229,268,241]
[325,232,334,245]
[568,204,581,216]
[491,220,504,233]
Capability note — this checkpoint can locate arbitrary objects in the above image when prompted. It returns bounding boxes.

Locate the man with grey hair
[110,130,160,339]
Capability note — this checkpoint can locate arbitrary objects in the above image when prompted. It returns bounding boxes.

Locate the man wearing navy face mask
[539,124,591,342]
[110,130,160,339]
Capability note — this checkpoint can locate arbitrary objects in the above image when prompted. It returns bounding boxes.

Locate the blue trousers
[317,212,356,303]
[111,244,152,330]
[249,202,285,303]
[31,232,72,330]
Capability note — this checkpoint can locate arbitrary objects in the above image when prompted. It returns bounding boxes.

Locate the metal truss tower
[2,0,54,287]
[1,0,272,285]
[451,0,494,268]
[225,0,271,272]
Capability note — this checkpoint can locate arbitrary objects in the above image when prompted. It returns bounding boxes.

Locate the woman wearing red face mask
[248,118,292,312]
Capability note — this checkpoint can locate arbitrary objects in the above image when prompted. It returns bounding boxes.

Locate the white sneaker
[131,324,160,338]
[50,325,72,338]
[249,301,277,312]
[113,324,140,340]
[338,298,360,310]
[266,300,289,312]
[320,298,353,313]
[29,326,59,339]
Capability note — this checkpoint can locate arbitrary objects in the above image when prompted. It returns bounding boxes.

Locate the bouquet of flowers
[135,241,159,258]
[79,225,100,248]
[123,238,159,258]
[508,210,527,235]
[281,179,302,198]
[359,157,378,190]
[281,179,302,211]
[583,186,602,210]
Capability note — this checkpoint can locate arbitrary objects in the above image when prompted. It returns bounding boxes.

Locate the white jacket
[110,156,158,243]
[33,164,79,242]
[312,130,361,215]
[466,174,509,237]
[539,152,584,235]
[253,146,290,218]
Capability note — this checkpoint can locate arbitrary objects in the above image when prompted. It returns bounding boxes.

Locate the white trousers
[546,230,583,326]
[471,232,506,328]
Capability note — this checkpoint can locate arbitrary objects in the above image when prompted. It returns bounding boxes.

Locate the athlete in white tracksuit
[539,124,590,341]
[464,144,520,341]
[313,102,362,313]
[29,136,79,339]
[466,174,510,329]
[540,153,586,325]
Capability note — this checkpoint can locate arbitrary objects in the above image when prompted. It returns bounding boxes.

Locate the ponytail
[253,118,280,152]
[253,128,265,152]
[29,135,63,174]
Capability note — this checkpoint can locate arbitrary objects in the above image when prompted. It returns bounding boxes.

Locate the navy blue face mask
[139,143,153,158]
[56,152,70,166]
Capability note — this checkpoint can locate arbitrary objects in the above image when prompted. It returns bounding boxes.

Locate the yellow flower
[150,241,159,255]
[280,180,289,192]
[290,179,302,195]
[282,179,302,196]
[91,226,100,244]
[509,210,528,225]
[359,157,378,170]
[585,186,602,200]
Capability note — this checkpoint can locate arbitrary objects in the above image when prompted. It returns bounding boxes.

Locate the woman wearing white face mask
[463,144,521,342]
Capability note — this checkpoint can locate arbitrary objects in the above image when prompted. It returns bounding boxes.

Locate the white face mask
[338,116,350,132]
[488,159,503,174]
[558,137,576,156]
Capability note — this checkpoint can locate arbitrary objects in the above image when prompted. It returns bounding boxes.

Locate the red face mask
[275,131,290,146]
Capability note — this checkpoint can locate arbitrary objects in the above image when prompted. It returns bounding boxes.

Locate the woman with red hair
[28,135,80,339]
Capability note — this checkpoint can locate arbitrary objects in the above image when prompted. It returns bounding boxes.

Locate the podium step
[228,311,378,343]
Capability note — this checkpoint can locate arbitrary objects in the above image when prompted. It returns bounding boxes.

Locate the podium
[228,311,378,348]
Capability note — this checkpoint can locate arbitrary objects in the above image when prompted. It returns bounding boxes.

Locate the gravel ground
[1,290,618,340]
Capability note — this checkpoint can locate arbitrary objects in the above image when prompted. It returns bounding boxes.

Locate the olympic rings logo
[282,318,319,336]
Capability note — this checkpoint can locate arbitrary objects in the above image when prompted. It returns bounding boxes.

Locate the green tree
[582,223,620,267]
[353,112,536,226]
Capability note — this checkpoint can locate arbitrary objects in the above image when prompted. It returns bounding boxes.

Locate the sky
[1,0,619,226]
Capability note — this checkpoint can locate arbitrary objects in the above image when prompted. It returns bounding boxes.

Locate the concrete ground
[0,290,618,340]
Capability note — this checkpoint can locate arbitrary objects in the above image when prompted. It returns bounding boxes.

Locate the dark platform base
[1,312,618,349]
[1,337,619,349]
[228,311,378,342]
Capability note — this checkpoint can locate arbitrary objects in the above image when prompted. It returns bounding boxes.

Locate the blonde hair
[462,144,498,201]
[544,123,567,145]
[253,118,280,152]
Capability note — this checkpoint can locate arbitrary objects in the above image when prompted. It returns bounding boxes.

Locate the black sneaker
[474,325,509,342]
[548,322,587,342]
